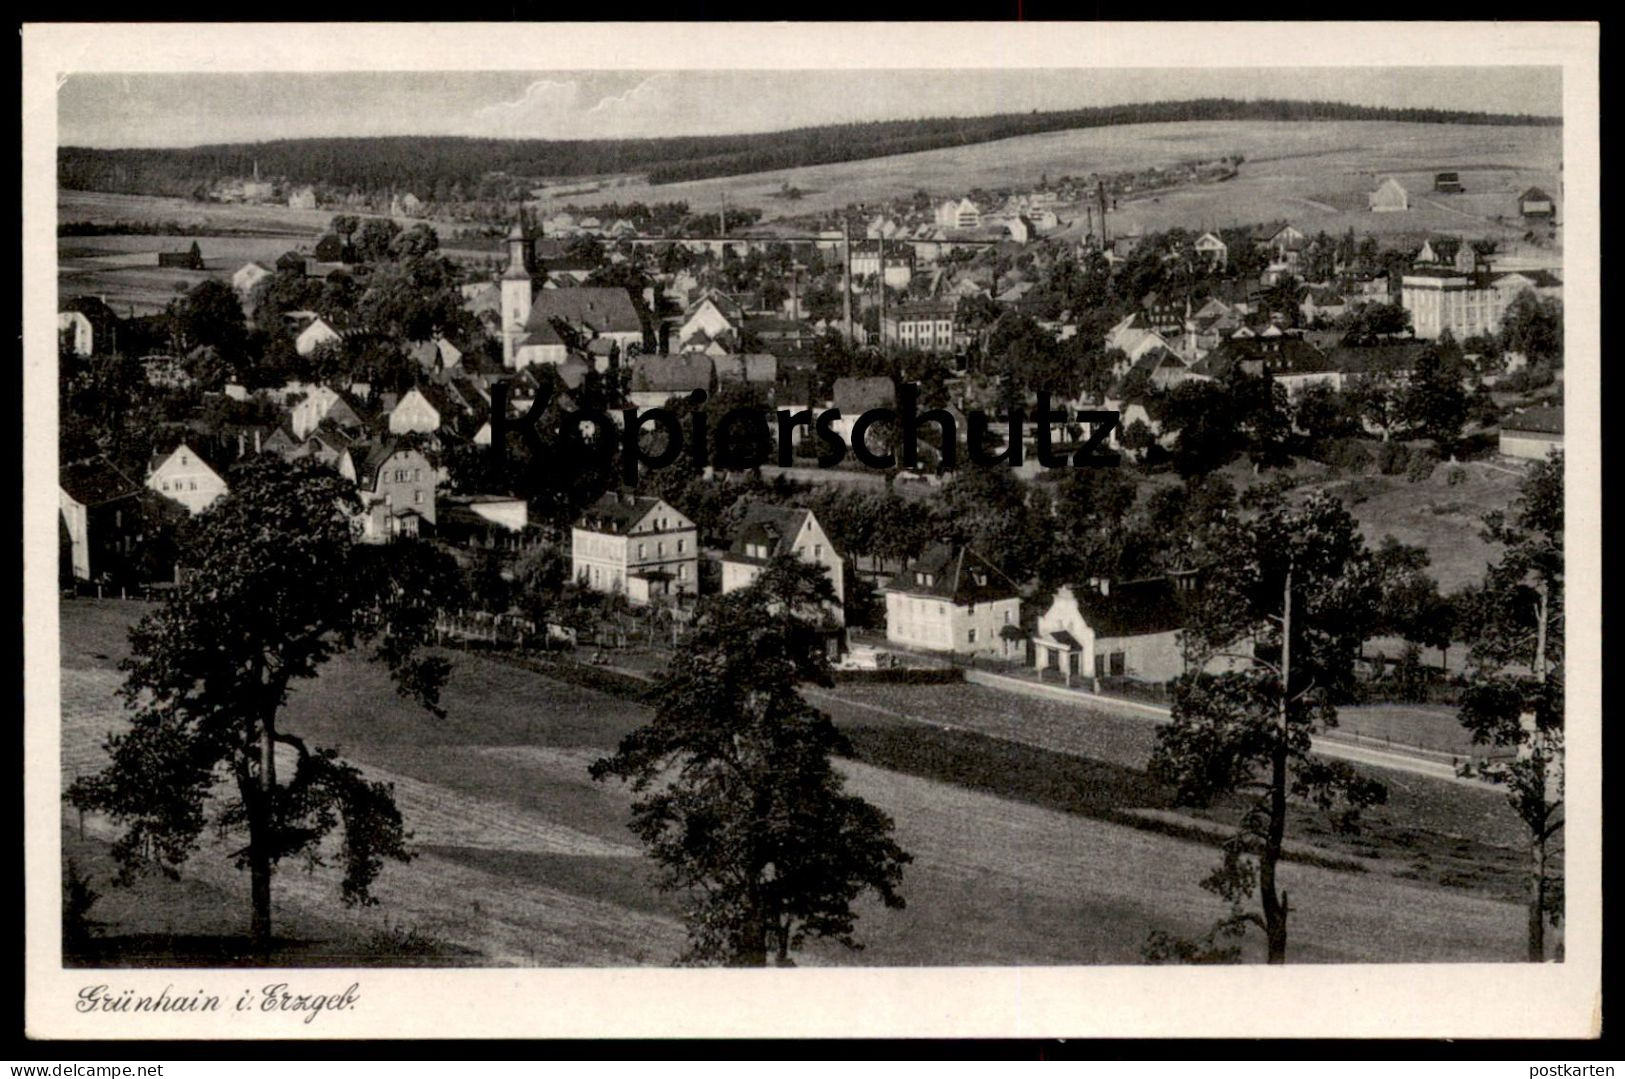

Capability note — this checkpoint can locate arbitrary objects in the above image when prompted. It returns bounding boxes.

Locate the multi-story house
[570,493,698,606]
[720,503,845,626]
[354,442,436,543]
[883,545,1021,657]
[881,302,957,352]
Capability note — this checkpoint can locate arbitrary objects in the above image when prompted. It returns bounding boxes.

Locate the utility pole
[842,218,854,343]
[877,237,887,352]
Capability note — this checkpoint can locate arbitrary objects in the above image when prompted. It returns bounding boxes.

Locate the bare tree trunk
[1261,566,1293,965]
[1528,584,1549,962]
[1528,821,1546,962]
[250,705,278,953]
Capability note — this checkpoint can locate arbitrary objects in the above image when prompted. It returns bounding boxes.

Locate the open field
[60,598,1533,966]
[57,229,502,316]
[1316,459,1526,594]
[518,120,1559,238]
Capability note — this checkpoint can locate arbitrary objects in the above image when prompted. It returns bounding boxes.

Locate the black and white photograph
[22,22,1600,1041]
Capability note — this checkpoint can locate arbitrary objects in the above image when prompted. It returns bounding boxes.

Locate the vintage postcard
[22,22,1600,1040]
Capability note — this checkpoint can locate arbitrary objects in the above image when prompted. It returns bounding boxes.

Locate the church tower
[500,213,535,368]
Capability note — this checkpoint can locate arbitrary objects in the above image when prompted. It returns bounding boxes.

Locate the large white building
[570,493,699,606]
[882,545,1020,657]
[1400,262,1557,340]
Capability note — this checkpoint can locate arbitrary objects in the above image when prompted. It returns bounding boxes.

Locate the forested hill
[60,97,1560,198]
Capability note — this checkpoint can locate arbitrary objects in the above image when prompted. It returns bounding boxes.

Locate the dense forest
[60,97,1560,199]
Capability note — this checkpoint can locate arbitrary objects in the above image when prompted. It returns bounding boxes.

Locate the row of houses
[563,489,1219,682]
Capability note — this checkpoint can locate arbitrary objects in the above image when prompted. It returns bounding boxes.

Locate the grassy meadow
[60,597,1535,967]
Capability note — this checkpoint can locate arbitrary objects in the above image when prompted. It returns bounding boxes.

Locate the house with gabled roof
[354,440,436,543]
[146,442,228,516]
[1499,406,1563,461]
[60,457,144,583]
[233,261,273,298]
[882,544,1021,657]
[571,492,698,605]
[288,384,366,440]
[1194,232,1228,269]
[1031,574,1213,685]
[1519,186,1556,219]
[294,316,344,358]
[388,384,462,437]
[720,502,845,625]
[1369,177,1410,213]
[629,354,714,409]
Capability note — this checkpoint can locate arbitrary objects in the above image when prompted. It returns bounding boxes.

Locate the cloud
[470,78,583,137]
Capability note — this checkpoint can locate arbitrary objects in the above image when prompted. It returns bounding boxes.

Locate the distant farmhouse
[1369,177,1410,213]
[1433,172,1464,194]
[158,241,205,270]
[1519,186,1557,220]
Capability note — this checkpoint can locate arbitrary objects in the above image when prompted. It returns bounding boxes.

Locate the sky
[57,68,1563,149]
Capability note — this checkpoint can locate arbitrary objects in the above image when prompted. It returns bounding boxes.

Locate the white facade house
[883,545,1020,657]
[1369,177,1410,213]
[233,261,273,297]
[294,317,343,357]
[146,443,228,516]
[387,387,444,436]
[719,504,845,625]
[570,493,699,605]
[1499,407,1563,461]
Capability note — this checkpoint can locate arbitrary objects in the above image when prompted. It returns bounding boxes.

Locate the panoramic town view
[55,66,1566,970]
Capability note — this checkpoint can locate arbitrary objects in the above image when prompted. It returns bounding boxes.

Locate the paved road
[957,669,1495,787]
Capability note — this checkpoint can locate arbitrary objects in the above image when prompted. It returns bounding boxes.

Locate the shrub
[1323,438,1373,474]
[1375,441,1410,475]
[1406,450,1437,483]
[1447,466,1469,486]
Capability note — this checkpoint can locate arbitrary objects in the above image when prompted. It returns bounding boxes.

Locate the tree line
[60,98,1559,199]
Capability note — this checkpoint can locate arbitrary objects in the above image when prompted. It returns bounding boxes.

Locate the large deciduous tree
[67,457,461,950]
[590,557,910,965]
[1456,453,1564,960]
[1147,486,1386,963]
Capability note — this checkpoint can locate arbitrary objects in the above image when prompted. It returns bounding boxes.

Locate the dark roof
[883,544,1018,604]
[60,295,120,323]
[60,458,141,507]
[713,353,778,384]
[527,287,645,337]
[1502,406,1563,435]
[575,491,667,533]
[1072,576,1190,638]
[1193,335,1330,378]
[355,440,426,489]
[1520,186,1554,203]
[725,503,815,564]
[1324,342,1431,375]
[631,354,713,395]
[832,375,897,413]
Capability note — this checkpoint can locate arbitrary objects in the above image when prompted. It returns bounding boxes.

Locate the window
[414,490,424,505]
[677,539,685,553]
[967,628,977,644]
[813,544,822,559]
[414,468,422,481]
[189,480,197,491]
[1004,609,1012,624]
[161,482,169,492]
[385,494,393,508]
[656,541,664,557]
[678,564,688,579]
[638,542,647,559]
